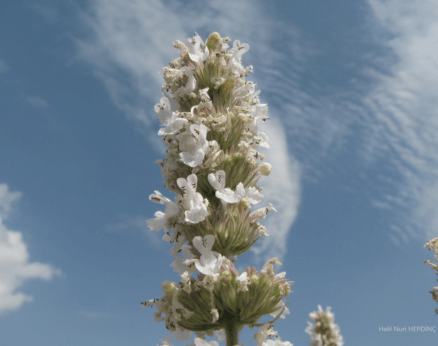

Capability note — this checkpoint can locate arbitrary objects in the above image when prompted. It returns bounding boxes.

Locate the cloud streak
[356,0,438,241]
[0,183,61,314]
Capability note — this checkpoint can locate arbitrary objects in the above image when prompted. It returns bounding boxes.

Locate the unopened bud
[162,281,179,296]
[206,32,221,50]
[258,162,272,176]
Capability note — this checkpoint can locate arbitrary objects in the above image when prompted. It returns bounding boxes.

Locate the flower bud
[206,32,221,51]
[162,281,179,296]
[258,162,272,176]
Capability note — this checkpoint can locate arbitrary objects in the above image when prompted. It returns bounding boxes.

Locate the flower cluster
[424,237,438,314]
[305,306,344,346]
[144,32,293,346]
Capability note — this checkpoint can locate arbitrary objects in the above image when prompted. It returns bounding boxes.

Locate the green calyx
[183,204,261,258]
[175,263,292,332]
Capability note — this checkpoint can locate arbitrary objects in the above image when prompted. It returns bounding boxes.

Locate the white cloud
[0,183,61,314]
[77,0,307,261]
[251,118,301,263]
[359,0,438,241]
[25,96,49,108]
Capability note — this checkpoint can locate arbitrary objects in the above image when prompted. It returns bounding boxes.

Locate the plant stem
[223,311,239,346]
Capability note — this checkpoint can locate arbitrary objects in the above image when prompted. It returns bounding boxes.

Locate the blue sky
[1,0,438,345]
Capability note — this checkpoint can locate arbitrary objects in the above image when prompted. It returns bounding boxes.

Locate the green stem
[223,311,239,346]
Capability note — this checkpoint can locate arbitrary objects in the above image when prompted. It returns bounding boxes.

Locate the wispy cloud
[251,118,301,263]
[356,0,438,241]
[25,96,49,108]
[0,183,61,314]
[77,0,306,262]
[0,59,8,73]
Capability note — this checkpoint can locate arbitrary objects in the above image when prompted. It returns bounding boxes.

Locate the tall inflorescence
[424,237,438,314]
[305,306,344,346]
[142,32,293,346]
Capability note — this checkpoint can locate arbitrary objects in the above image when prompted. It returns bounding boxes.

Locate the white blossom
[192,235,224,276]
[177,174,209,223]
[235,183,263,204]
[170,244,196,276]
[147,191,181,231]
[269,301,290,319]
[247,104,270,148]
[208,170,240,207]
[179,124,212,167]
[186,34,209,63]
[255,323,277,346]
[174,67,197,98]
[250,203,277,222]
[157,335,174,346]
[158,113,188,136]
[236,271,250,292]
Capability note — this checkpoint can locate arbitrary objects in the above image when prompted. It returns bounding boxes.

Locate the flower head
[306,305,344,346]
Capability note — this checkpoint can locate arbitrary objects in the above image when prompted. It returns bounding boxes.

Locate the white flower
[260,257,282,274]
[146,211,166,232]
[170,244,196,276]
[235,183,263,204]
[235,81,256,97]
[208,170,263,206]
[269,301,290,319]
[250,203,277,222]
[179,124,211,167]
[147,191,181,231]
[198,87,210,101]
[248,104,270,148]
[155,97,173,124]
[157,335,173,346]
[186,34,209,63]
[155,94,183,136]
[177,174,208,223]
[170,252,190,275]
[255,323,277,346]
[229,40,249,70]
[194,338,219,346]
[158,113,188,136]
[208,170,240,207]
[174,67,197,98]
[192,235,224,276]
[162,89,180,112]
[236,271,250,292]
